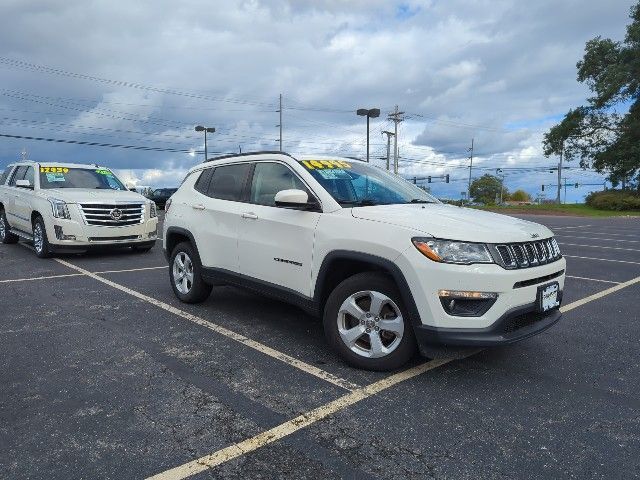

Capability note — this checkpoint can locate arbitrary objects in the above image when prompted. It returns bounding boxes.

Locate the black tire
[32,216,52,258]
[0,208,19,244]
[169,241,212,303]
[323,272,417,371]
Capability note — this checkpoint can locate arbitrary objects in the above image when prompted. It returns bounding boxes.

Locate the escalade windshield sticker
[300,160,352,170]
[45,173,66,182]
[40,167,69,173]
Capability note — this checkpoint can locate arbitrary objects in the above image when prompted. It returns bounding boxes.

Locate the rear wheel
[32,216,52,258]
[323,272,417,371]
[169,241,212,303]
[0,208,19,244]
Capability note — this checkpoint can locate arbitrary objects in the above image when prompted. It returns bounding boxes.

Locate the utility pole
[277,93,283,152]
[387,105,404,174]
[467,138,474,200]
[564,177,568,204]
[557,142,563,204]
[496,168,504,204]
[382,131,395,171]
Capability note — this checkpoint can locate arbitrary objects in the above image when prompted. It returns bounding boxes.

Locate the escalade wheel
[169,242,212,303]
[0,208,19,244]
[324,272,417,371]
[32,216,52,258]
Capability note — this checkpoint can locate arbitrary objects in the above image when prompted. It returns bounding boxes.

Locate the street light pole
[195,125,216,161]
[557,141,563,204]
[357,108,380,163]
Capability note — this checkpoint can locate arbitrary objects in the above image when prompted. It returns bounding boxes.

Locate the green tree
[470,174,507,204]
[509,189,532,202]
[543,2,640,190]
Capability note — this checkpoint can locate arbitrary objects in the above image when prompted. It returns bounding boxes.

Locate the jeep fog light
[438,290,498,317]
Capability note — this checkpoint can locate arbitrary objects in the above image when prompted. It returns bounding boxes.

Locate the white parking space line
[560,275,640,314]
[558,242,640,252]
[54,258,360,392]
[551,225,593,230]
[145,356,469,480]
[565,275,621,284]
[0,273,84,283]
[96,266,168,274]
[555,235,640,243]
[561,231,639,238]
[563,255,640,265]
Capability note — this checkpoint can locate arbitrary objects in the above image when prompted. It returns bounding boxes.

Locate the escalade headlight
[412,238,494,265]
[149,201,157,218]
[48,198,71,219]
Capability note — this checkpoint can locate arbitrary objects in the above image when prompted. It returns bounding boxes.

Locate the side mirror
[274,189,319,211]
[16,179,33,189]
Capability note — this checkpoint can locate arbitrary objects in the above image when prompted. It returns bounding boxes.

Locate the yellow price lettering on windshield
[301,160,351,170]
[40,167,69,173]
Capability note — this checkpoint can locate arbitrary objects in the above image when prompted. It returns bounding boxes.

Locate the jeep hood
[40,189,147,204]
[351,204,553,243]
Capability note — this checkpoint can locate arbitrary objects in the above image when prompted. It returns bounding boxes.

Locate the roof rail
[203,151,294,163]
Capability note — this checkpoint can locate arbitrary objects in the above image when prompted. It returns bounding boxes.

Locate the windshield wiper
[408,199,434,204]
[338,199,378,207]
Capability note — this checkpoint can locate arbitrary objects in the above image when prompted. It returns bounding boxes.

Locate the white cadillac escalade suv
[163,152,566,370]
[0,161,158,257]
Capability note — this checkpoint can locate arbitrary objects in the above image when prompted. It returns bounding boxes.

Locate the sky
[0,0,636,202]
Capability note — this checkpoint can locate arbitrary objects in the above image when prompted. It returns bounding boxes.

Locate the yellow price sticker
[40,167,69,173]
[300,160,352,170]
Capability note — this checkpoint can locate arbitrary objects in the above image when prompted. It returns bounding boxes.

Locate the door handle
[241,212,258,220]
[191,204,205,210]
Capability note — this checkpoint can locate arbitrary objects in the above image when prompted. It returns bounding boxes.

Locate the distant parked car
[150,188,178,209]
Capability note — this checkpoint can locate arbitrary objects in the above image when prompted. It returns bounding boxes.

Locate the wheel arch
[314,250,423,326]
[165,226,200,262]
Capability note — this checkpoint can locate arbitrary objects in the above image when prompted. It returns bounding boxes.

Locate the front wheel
[169,242,212,303]
[32,216,52,258]
[323,272,417,371]
[0,208,19,244]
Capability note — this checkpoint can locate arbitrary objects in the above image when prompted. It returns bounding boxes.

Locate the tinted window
[9,166,27,186]
[39,167,126,190]
[207,163,250,201]
[250,162,308,206]
[0,166,14,185]
[194,168,214,195]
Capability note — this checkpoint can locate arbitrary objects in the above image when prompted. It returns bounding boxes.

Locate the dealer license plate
[538,282,560,312]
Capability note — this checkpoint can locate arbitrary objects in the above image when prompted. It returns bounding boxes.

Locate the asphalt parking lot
[1,213,639,479]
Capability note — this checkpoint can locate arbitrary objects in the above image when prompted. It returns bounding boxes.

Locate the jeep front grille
[492,238,561,269]
[79,203,145,227]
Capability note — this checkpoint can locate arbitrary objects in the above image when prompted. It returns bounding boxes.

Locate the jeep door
[238,161,321,297]
[190,162,251,271]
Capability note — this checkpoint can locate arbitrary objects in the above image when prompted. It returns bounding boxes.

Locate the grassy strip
[473,203,640,217]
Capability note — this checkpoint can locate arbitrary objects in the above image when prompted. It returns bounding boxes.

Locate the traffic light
[445,174,450,183]
[541,184,545,191]
[428,176,431,183]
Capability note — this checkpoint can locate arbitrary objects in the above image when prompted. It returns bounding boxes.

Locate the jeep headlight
[48,198,71,219]
[412,238,494,264]
[149,201,157,218]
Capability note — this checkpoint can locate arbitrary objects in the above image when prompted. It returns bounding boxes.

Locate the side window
[23,166,34,187]
[249,162,309,207]
[206,163,251,201]
[194,168,214,195]
[9,166,27,186]
[0,166,14,185]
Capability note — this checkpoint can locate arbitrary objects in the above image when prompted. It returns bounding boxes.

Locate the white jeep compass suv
[0,161,159,257]
[163,152,565,370]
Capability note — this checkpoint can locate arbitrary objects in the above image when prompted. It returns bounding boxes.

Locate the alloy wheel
[173,251,194,294]
[33,223,44,253]
[337,290,404,358]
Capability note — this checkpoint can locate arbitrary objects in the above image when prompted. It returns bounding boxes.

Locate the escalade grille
[79,203,145,227]
[492,238,561,269]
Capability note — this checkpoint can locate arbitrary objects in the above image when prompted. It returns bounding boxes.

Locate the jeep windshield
[298,159,439,207]
[39,167,126,190]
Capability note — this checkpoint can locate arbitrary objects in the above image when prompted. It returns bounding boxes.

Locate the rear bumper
[413,299,562,347]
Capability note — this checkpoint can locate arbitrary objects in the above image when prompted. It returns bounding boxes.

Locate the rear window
[0,166,14,185]
[206,163,251,201]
